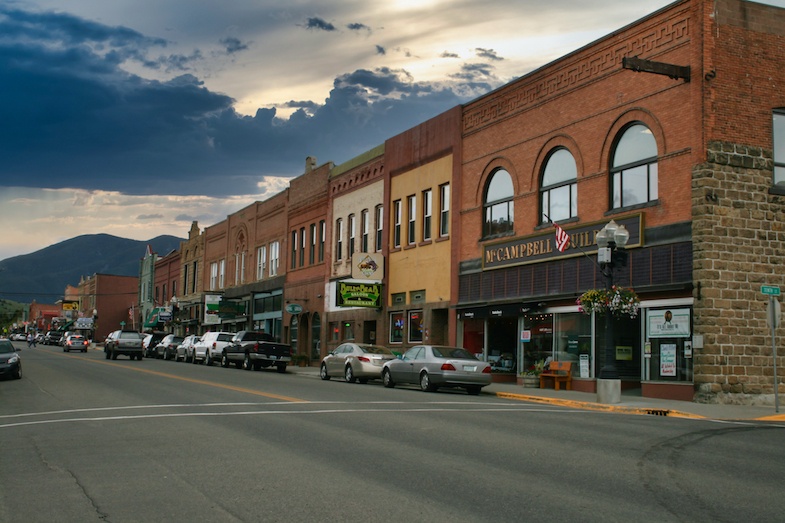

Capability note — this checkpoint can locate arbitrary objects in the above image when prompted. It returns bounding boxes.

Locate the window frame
[361,209,370,253]
[774,109,785,189]
[483,169,515,238]
[393,200,402,248]
[422,189,432,242]
[291,230,298,270]
[540,147,578,224]
[257,245,267,280]
[439,183,450,237]
[610,123,659,209]
[407,194,416,245]
[375,205,384,251]
[348,213,356,257]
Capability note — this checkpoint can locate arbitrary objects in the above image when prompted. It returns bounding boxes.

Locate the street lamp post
[595,219,629,402]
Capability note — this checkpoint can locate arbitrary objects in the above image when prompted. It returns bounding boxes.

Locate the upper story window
[393,200,402,248]
[218,259,225,289]
[422,189,432,241]
[291,230,298,269]
[483,169,514,238]
[235,250,246,284]
[611,124,658,209]
[269,241,279,277]
[318,220,325,262]
[439,183,450,237]
[774,110,785,188]
[310,223,316,264]
[348,214,356,256]
[407,195,416,245]
[540,148,577,223]
[361,209,370,252]
[257,245,266,280]
[375,205,384,251]
[299,227,306,267]
[335,218,344,261]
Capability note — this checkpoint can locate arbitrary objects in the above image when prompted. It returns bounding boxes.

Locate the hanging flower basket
[577,286,640,319]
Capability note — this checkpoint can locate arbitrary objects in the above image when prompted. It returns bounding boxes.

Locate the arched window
[540,148,577,223]
[611,124,658,209]
[483,169,514,237]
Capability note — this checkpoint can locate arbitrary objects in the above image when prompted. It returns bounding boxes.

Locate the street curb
[494,391,707,419]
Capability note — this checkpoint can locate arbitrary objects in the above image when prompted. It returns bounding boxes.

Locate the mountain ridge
[0,234,184,303]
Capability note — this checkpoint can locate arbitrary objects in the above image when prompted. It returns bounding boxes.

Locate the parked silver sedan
[320,342,398,384]
[381,345,491,395]
[175,335,200,363]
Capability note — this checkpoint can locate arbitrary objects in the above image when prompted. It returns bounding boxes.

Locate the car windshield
[0,341,14,354]
[119,332,142,339]
[431,347,477,360]
[217,333,234,342]
[70,336,84,342]
[359,345,393,355]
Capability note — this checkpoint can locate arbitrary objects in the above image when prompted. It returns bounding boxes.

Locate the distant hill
[0,234,184,303]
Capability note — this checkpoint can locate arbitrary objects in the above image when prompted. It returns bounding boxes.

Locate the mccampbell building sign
[483,214,642,270]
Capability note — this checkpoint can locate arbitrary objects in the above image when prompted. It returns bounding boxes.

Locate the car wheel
[276,363,286,373]
[344,365,356,383]
[419,371,437,392]
[205,352,213,366]
[243,353,253,371]
[221,353,229,368]
[192,353,199,364]
[13,365,22,379]
[382,368,395,388]
[319,363,330,380]
[466,386,481,396]
[63,347,68,352]
[105,348,110,359]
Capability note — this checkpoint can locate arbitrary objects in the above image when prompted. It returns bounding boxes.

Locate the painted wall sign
[285,303,303,315]
[351,252,385,281]
[337,281,382,308]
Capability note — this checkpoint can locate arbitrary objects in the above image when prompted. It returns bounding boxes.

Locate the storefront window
[389,312,404,344]
[553,313,592,378]
[523,313,553,374]
[462,318,484,358]
[329,321,340,342]
[408,310,423,343]
[645,308,693,382]
[596,314,641,379]
[342,321,354,340]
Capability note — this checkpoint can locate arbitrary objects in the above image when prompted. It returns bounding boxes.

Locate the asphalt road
[2,343,784,522]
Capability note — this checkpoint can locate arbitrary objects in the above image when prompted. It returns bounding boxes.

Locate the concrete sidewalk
[289,365,785,422]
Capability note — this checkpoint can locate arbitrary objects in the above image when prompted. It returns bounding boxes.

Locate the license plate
[463,365,477,372]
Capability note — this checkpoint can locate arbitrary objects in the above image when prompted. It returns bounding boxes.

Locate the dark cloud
[0,7,490,198]
[137,214,164,220]
[347,22,371,32]
[304,17,336,31]
[475,47,504,61]
[376,45,386,55]
[441,51,460,58]
[221,37,249,54]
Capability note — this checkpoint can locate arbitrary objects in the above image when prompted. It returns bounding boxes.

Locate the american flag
[554,223,570,252]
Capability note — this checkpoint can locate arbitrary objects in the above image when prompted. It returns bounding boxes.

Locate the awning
[143,307,164,328]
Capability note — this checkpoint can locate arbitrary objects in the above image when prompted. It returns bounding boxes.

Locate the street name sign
[761,285,781,296]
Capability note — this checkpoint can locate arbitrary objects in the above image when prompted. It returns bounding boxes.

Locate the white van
[192,331,234,365]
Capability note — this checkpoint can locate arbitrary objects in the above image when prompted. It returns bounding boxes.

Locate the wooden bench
[539,361,573,390]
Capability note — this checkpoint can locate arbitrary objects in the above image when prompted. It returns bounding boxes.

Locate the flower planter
[517,375,540,388]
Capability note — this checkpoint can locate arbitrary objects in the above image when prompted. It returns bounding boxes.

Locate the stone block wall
[692,141,785,404]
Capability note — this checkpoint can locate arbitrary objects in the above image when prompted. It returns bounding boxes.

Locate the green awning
[143,307,163,328]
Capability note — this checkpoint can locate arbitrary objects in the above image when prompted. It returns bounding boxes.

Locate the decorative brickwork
[692,141,785,404]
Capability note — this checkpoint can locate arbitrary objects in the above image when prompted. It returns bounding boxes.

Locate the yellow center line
[59,351,308,403]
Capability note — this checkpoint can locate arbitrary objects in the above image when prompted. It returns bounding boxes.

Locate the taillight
[441,363,456,371]
[253,342,259,353]
[357,356,370,363]
[482,366,491,374]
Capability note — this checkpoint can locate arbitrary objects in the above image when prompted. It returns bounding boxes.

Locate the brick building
[324,145,386,356]
[456,0,784,402]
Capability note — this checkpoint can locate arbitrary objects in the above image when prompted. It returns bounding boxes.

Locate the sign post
[762,286,781,413]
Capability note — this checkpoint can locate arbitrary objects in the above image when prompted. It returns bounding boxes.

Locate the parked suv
[104,330,144,360]
[192,332,234,366]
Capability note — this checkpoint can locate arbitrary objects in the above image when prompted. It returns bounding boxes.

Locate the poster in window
[660,343,677,377]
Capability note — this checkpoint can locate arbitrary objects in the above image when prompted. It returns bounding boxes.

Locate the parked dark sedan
[0,339,22,379]
[155,334,184,360]
[381,345,491,395]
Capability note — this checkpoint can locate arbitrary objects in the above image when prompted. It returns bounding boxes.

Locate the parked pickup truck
[221,330,292,373]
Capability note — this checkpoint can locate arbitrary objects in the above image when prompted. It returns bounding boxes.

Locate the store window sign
[648,308,691,338]
[661,344,677,376]
[521,330,531,342]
